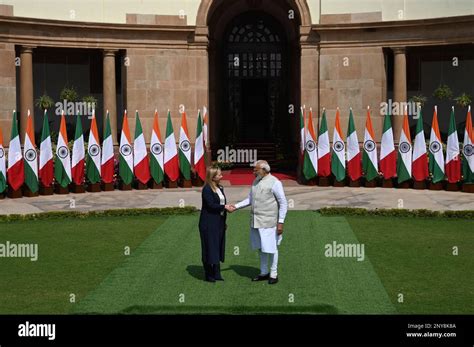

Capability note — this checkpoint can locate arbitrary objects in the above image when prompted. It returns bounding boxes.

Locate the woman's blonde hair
[205,166,221,192]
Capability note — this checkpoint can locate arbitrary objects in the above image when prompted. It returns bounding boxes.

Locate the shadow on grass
[186,265,204,280]
[186,264,260,281]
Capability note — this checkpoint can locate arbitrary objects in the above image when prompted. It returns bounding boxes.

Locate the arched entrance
[205,0,305,170]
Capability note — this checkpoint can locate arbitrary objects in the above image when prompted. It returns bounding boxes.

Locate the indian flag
[194,109,206,181]
[412,108,428,181]
[101,111,114,184]
[445,106,461,183]
[362,106,378,181]
[119,110,134,185]
[39,110,54,187]
[133,111,150,184]
[0,125,6,193]
[397,107,412,184]
[346,108,361,181]
[299,106,305,160]
[54,112,72,188]
[164,110,179,182]
[462,106,474,183]
[150,110,164,184]
[23,111,38,193]
[317,109,331,177]
[202,106,209,148]
[179,110,191,180]
[303,107,317,180]
[7,110,24,191]
[428,106,445,183]
[86,110,101,184]
[331,108,345,182]
[71,115,85,185]
[379,110,396,179]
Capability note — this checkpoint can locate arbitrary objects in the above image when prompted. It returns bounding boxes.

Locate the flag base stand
[39,185,54,195]
[101,182,114,191]
[429,182,443,190]
[7,186,22,198]
[413,180,426,190]
[87,183,101,192]
[55,184,69,195]
[22,186,39,197]
[70,184,85,194]
[446,182,460,191]
[462,183,474,193]
[135,181,148,190]
[0,191,5,199]
[382,179,393,188]
[318,177,330,187]
[365,179,378,188]
[179,179,192,188]
[119,181,132,190]
[192,176,204,187]
[166,180,178,188]
[148,181,163,189]
[397,181,411,189]
[305,178,317,186]
[349,179,360,187]
[333,180,345,187]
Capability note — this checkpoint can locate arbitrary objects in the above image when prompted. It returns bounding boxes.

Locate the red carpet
[221,168,297,185]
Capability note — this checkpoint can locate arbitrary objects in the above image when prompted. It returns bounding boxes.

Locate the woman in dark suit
[199,167,233,282]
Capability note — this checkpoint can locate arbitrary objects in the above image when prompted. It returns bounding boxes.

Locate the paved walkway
[0,185,473,215]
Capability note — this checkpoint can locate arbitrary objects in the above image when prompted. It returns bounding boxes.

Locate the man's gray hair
[254,160,271,173]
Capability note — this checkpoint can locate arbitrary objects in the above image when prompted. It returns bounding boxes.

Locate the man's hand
[277,223,284,235]
[225,204,236,213]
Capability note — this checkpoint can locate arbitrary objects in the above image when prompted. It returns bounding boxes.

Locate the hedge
[318,207,474,219]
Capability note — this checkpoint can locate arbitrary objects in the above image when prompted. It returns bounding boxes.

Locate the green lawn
[0,211,472,314]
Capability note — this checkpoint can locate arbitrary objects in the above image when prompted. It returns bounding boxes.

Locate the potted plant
[454,93,471,108]
[35,94,55,111]
[433,84,453,100]
[60,86,79,102]
[82,95,97,108]
[409,94,427,107]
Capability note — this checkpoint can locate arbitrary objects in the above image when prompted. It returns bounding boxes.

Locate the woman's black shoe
[213,264,224,281]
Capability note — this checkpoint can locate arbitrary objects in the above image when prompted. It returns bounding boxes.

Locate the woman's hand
[225,204,236,213]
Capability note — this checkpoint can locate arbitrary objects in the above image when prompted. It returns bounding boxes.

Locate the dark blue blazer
[198,184,227,264]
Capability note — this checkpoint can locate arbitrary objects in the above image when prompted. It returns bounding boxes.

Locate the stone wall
[0,42,16,143]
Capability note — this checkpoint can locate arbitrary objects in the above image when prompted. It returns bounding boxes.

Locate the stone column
[392,47,407,141]
[19,46,35,138]
[103,49,118,143]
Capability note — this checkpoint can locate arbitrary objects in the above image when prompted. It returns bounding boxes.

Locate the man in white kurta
[234,160,288,284]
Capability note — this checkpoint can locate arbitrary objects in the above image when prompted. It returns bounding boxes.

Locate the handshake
[224,204,237,213]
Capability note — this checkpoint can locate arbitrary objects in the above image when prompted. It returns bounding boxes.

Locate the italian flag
[379,111,396,179]
[194,109,206,181]
[362,106,378,181]
[299,106,305,161]
[119,110,134,185]
[0,125,6,193]
[346,108,361,181]
[39,110,53,187]
[101,111,114,184]
[24,111,38,193]
[150,110,164,184]
[71,115,85,185]
[86,111,101,184]
[462,106,474,183]
[7,110,24,191]
[179,110,191,180]
[202,106,209,148]
[396,108,412,184]
[412,108,428,181]
[317,109,331,177]
[164,110,179,182]
[133,111,150,184]
[303,107,317,180]
[54,112,72,188]
[428,106,445,183]
[445,107,461,183]
[331,108,346,182]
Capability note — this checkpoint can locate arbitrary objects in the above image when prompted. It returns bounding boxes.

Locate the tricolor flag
[396,107,412,184]
[362,106,378,181]
[299,106,305,160]
[445,107,460,183]
[379,110,396,179]
[0,126,6,193]
[428,106,445,183]
[23,110,38,193]
[7,110,24,191]
[412,108,428,181]
[462,106,474,183]
[39,110,54,187]
[164,110,179,182]
[202,106,209,148]
[331,108,346,182]
[194,109,206,181]
[54,112,72,188]
[303,107,317,180]
[71,115,85,185]
[346,108,361,181]
[150,110,164,184]
[119,110,134,185]
[101,111,114,184]
[133,111,150,184]
[317,109,331,177]
[86,110,101,184]
[178,110,191,180]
